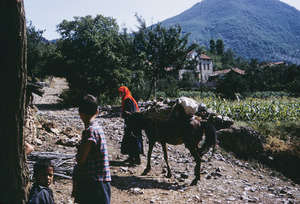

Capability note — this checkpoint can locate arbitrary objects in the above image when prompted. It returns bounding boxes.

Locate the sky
[24,0,300,40]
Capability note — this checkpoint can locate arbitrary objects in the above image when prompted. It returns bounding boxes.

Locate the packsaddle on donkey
[125,97,218,186]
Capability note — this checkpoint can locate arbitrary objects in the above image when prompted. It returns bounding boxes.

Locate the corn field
[197,97,300,123]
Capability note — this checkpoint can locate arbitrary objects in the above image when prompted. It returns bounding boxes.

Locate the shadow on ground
[35,103,65,111]
[111,174,187,191]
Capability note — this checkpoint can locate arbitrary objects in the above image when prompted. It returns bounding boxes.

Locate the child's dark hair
[79,94,98,116]
[33,160,54,178]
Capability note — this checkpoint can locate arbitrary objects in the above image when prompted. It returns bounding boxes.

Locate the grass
[247,121,300,154]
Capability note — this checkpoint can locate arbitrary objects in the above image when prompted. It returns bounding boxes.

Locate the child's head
[78,94,98,117]
[33,160,54,187]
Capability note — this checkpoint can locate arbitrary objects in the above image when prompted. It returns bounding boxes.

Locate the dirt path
[31,77,300,204]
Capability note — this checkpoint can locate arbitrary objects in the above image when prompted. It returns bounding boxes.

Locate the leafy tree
[161,76,180,98]
[133,17,197,100]
[243,61,300,96]
[115,29,150,102]
[214,71,248,99]
[260,64,300,94]
[216,39,224,56]
[27,22,49,80]
[234,56,249,70]
[57,15,134,104]
[287,64,300,96]
[26,22,64,81]
[41,43,65,77]
[209,38,216,54]
[179,71,198,90]
[221,48,237,68]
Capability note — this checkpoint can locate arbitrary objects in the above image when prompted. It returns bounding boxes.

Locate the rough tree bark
[0,0,28,203]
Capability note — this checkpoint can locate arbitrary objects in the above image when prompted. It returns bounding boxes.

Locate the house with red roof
[179,51,213,82]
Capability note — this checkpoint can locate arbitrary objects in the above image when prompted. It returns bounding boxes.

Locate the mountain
[161,0,300,64]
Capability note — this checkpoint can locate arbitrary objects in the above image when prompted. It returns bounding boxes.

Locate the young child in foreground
[72,94,111,204]
[28,160,55,204]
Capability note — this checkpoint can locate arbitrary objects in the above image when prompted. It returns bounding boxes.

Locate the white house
[179,51,213,82]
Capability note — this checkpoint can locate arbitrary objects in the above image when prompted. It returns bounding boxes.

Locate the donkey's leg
[208,137,219,161]
[161,142,172,178]
[142,140,155,175]
[188,147,202,186]
[208,143,217,162]
[203,122,218,161]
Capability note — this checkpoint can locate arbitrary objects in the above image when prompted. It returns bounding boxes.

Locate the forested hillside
[162,0,300,64]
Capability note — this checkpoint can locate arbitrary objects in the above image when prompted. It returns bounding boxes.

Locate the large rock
[217,126,267,159]
[212,115,235,130]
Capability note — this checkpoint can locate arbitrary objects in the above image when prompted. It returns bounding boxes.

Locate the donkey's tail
[205,122,218,144]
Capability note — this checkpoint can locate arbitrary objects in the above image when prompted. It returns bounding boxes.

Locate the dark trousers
[75,181,111,204]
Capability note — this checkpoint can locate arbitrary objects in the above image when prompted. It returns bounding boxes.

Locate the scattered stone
[129,188,144,195]
[181,173,189,179]
[212,172,222,177]
[120,167,129,172]
[61,126,79,138]
[42,122,56,132]
[55,139,78,147]
[226,196,236,201]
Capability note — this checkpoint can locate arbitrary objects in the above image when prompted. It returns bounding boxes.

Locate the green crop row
[197,97,300,123]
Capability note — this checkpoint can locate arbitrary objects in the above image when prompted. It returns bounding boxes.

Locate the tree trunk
[0,0,28,203]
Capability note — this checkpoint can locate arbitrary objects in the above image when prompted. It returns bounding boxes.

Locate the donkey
[125,104,218,186]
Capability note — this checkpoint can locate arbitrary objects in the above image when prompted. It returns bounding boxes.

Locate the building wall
[179,52,213,82]
[200,59,213,82]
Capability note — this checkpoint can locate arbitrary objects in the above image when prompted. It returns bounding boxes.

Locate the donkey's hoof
[190,179,199,186]
[141,169,150,176]
[166,173,172,178]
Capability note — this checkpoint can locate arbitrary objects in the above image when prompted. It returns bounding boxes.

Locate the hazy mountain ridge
[161,0,300,64]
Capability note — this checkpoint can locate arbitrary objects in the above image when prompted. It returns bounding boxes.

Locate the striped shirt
[76,120,111,182]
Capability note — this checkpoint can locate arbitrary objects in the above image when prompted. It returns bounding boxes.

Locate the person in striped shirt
[72,94,111,204]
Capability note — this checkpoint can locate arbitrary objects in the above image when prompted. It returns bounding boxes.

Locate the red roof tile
[212,67,245,76]
[200,54,212,60]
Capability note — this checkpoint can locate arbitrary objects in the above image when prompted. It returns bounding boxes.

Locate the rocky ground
[28,77,300,204]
